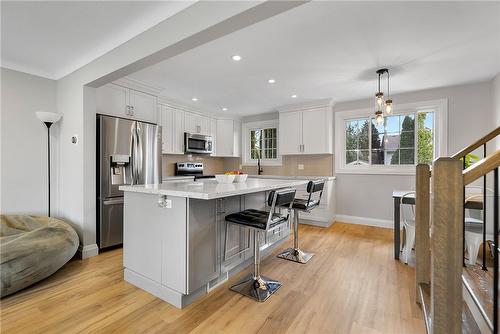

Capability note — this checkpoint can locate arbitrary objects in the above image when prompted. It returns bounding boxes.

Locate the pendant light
[374,68,393,123]
[385,70,393,114]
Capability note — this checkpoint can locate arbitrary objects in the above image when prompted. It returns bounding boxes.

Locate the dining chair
[400,191,416,264]
[464,186,493,266]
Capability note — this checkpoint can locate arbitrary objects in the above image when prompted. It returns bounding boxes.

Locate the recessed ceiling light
[222,107,228,111]
[191,97,198,101]
[268,78,276,84]
[291,94,297,98]
[231,55,242,61]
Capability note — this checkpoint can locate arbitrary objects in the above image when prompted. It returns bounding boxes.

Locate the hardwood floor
[0,222,425,334]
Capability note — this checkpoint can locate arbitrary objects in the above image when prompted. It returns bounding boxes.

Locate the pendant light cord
[387,70,390,98]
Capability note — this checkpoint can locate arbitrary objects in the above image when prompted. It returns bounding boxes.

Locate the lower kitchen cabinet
[217,196,248,273]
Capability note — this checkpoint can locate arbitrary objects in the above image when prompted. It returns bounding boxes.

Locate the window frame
[242,120,282,166]
[334,99,448,175]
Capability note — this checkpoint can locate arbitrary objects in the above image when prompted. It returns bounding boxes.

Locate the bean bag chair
[0,215,79,297]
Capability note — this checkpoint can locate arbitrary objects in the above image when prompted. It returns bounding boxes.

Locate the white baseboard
[335,214,393,229]
[299,218,333,228]
[78,244,99,259]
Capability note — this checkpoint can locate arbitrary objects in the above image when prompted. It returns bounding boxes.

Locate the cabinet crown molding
[113,76,164,96]
[276,98,334,113]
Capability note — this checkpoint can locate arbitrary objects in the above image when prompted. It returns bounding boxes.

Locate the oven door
[185,133,213,154]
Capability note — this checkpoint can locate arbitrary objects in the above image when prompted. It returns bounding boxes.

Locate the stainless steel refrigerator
[97,114,161,249]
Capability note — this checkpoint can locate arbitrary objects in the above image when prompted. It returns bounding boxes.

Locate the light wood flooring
[0,222,425,334]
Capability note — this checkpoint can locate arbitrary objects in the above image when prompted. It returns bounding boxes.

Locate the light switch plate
[298,164,304,170]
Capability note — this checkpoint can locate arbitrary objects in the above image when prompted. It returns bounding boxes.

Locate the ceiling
[128,1,500,116]
[1,1,194,79]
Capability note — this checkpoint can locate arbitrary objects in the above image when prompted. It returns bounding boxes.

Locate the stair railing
[415,126,500,333]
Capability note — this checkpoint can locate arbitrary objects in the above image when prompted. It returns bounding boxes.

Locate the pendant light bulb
[385,99,393,114]
[375,111,383,124]
[375,92,384,107]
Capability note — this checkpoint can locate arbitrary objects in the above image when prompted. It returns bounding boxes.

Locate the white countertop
[248,175,336,181]
[120,178,308,200]
[162,176,194,181]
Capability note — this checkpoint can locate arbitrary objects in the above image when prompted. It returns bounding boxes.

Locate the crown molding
[113,76,165,95]
[158,96,242,121]
[276,98,335,113]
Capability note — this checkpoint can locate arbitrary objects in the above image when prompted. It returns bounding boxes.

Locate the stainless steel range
[175,162,215,180]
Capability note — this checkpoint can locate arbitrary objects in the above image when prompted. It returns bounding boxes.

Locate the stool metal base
[230,274,282,302]
[277,247,314,264]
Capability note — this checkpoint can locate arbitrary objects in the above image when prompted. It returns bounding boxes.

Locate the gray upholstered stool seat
[0,215,79,297]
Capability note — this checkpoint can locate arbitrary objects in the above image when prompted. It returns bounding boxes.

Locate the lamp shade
[35,111,62,124]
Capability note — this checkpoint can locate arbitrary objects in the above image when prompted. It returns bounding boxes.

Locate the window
[242,120,282,166]
[335,99,447,174]
[250,128,277,159]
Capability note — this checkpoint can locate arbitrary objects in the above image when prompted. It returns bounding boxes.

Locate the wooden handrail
[463,149,500,185]
[451,126,500,159]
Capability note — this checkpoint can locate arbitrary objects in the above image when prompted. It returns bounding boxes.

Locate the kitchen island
[119,178,307,308]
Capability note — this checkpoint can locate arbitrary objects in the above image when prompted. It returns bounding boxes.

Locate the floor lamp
[35,111,62,217]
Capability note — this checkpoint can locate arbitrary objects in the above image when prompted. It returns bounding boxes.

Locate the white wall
[1,68,57,214]
[334,80,495,225]
[492,73,500,149]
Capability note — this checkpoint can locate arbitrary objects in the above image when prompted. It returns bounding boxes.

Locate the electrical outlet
[158,195,172,208]
[298,164,304,170]
[239,165,242,169]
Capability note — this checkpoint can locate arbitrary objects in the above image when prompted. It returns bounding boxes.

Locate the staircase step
[462,265,498,331]
[418,282,481,334]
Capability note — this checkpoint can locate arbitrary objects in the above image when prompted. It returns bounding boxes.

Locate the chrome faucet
[257,157,263,175]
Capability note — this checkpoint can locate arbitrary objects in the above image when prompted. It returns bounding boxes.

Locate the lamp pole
[43,121,53,216]
[35,111,61,217]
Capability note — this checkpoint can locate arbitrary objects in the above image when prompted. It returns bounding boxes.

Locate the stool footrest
[277,248,314,264]
[230,274,282,302]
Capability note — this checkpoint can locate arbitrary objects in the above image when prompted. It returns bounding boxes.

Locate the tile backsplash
[222,154,334,177]
[162,154,225,176]
[162,154,334,177]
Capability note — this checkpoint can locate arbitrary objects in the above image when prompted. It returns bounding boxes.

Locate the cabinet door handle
[302,144,305,152]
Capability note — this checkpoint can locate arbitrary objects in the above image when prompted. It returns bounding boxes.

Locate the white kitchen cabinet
[278,107,332,155]
[129,89,157,123]
[233,120,241,157]
[215,119,240,157]
[185,112,210,135]
[278,111,302,155]
[302,108,332,154]
[96,83,157,123]
[96,83,128,117]
[159,104,184,154]
[210,118,217,156]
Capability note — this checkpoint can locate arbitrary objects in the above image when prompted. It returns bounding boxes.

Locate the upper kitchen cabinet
[278,111,302,155]
[158,104,184,154]
[96,83,157,123]
[185,112,210,135]
[215,119,241,157]
[278,104,333,155]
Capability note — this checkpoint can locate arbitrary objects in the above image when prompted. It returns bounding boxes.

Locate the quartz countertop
[120,178,308,200]
[248,175,336,181]
[162,176,195,181]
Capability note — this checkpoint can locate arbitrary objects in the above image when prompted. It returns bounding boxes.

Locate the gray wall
[1,68,57,214]
[334,80,495,223]
[493,73,500,149]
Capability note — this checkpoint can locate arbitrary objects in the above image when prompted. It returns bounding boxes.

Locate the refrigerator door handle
[103,198,124,205]
[130,123,138,184]
[136,124,143,182]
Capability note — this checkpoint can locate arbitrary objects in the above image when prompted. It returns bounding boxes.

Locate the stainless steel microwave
[184,133,213,154]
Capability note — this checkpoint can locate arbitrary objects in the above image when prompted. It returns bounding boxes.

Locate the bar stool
[225,188,296,302]
[276,179,325,264]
